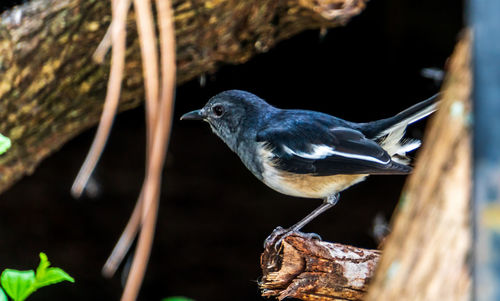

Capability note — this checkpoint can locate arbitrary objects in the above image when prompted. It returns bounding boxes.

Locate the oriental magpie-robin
[181,90,438,239]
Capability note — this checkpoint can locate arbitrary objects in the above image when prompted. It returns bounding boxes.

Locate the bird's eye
[212,105,225,117]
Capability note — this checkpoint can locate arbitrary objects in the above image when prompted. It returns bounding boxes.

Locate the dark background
[0,1,463,300]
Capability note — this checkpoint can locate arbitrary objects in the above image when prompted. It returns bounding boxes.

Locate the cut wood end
[260,232,380,301]
[297,0,368,22]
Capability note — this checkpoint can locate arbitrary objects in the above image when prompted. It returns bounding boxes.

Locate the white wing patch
[283,144,390,165]
[283,145,334,159]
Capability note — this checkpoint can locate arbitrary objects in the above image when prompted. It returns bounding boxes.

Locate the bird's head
[181,90,272,150]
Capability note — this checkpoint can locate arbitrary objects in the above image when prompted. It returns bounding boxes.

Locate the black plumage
[256,111,412,176]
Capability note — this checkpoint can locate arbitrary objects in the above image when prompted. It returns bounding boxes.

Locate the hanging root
[72,0,177,300]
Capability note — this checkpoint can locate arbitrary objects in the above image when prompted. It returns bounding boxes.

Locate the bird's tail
[358,93,440,164]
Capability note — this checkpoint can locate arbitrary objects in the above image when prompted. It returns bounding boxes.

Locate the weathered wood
[0,0,367,194]
[365,32,471,301]
[260,233,380,301]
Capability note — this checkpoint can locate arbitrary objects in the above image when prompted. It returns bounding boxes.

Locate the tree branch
[0,0,367,194]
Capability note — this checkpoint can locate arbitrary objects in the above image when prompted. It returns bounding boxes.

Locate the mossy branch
[0,0,367,193]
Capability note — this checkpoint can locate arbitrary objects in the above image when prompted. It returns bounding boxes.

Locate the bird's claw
[263,226,322,250]
[263,226,287,249]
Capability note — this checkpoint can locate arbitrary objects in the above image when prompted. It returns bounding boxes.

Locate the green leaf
[0,134,11,155]
[0,269,36,301]
[35,267,74,287]
[35,253,50,279]
[0,253,74,301]
[34,253,75,288]
[162,297,194,301]
[0,287,8,301]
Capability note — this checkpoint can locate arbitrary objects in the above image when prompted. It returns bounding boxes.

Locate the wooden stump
[260,233,380,301]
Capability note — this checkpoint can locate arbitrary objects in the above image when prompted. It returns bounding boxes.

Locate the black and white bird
[181,90,438,239]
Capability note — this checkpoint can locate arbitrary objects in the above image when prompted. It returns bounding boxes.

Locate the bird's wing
[256,121,411,175]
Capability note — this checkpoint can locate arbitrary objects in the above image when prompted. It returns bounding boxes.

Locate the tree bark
[260,233,380,301]
[0,0,367,194]
[364,32,471,301]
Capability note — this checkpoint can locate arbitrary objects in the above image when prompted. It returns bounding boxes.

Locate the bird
[181,90,438,243]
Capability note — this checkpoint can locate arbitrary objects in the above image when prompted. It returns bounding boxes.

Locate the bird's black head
[181,90,273,151]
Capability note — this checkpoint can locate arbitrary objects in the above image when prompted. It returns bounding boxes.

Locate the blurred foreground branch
[364,32,472,301]
[0,0,367,194]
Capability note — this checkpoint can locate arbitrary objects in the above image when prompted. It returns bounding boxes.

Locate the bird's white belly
[260,159,367,199]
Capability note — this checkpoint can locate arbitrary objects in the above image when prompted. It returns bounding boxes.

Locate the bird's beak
[180,109,204,121]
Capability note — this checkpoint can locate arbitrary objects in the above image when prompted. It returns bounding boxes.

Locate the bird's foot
[263,226,322,250]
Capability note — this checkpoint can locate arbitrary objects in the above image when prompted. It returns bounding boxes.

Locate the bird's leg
[264,194,340,249]
[290,194,339,232]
